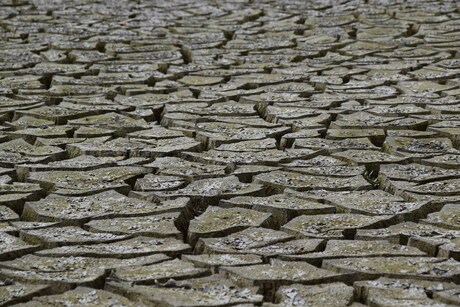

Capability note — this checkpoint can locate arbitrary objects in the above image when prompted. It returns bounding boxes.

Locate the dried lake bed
[1,0,460,306]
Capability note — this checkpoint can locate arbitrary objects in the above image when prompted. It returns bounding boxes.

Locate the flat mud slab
[1,0,460,305]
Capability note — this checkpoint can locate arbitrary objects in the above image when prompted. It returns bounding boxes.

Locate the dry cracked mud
[0,0,460,306]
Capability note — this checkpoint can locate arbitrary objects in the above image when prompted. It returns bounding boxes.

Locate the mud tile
[26,167,147,196]
[16,156,121,181]
[134,174,186,192]
[325,189,432,221]
[153,176,264,206]
[383,137,456,158]
[67,112,150,135]
[0,254,166,293]
[422,154,460,169]
[112,258,210,285]
[254,171,372,193]
[0,206,18,222]
[19,226,128,248]
[294,137,378,154]
[0,278,50,306]
[183,149,319,167]
[324,257,460,283]
[273,283,354,307]
[380,163,460,184]
[36,236,188,258]
[14,287,144,307]
[332,150,409,166]
[355,222,460,245]
[354,277,460,307]
[143,157,227,180]
[85,212,183,239]
[22,190,188,226]
[106,275,263,307]
[420,204,460,230]
[283,240,425,265]
[182,254,263,273]
[0,232,39,261]
[220,194,335,227]
[220,259,353,299]
[188,206,272,246]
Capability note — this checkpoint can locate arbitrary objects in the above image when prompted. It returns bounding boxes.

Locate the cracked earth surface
[1,0,460,306]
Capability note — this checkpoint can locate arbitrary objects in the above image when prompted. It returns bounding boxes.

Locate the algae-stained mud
[0,0,460,305]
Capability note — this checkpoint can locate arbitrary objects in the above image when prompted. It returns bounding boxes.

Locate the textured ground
[1,0,460,306]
